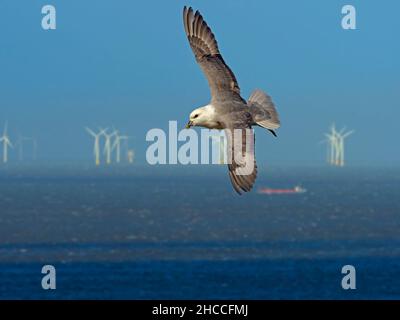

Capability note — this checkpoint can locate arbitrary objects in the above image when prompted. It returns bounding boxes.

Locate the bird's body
[183,6,280,194]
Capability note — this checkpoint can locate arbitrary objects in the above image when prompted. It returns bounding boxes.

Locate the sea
[0,165,399,299]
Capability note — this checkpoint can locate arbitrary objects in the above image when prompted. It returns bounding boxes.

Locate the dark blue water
[0,166,399,299]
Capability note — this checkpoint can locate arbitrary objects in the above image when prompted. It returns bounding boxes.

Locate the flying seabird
[183,6,280,194]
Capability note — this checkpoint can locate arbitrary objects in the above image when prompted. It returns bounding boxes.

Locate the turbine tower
[103,129,117,165]
[127,149,135,164]
[322,124,340,166]
[337,129,354,167]
[86,127,107,166]
[112,133,128,163]
[324,132,337,165]
[0,122,13,164]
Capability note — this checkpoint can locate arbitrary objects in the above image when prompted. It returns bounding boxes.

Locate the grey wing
[224,124,258,194]
[183,6,241,103]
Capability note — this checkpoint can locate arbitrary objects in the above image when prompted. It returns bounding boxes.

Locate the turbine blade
[85,127,96,136]
[343,130,355,138]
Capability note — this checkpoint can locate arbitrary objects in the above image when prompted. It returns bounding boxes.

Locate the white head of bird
[186,104,220,129]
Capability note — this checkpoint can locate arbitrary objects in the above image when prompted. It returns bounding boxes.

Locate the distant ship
[258,185,307,195]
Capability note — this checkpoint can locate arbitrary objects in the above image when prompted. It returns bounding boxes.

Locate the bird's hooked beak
[185,120,193,129]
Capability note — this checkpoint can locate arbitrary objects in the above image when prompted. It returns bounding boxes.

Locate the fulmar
[183,6,280,194]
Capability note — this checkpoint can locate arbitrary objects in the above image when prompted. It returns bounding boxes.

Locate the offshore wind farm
[1,121,357,168]
[321,124,354,167]
[0,123,136,166]
[85,127,135,166]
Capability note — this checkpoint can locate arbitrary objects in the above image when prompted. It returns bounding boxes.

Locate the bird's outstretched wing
[183,6,241,103]
[224,125,257,194]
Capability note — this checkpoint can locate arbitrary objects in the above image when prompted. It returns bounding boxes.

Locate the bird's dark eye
[194,114,199,118]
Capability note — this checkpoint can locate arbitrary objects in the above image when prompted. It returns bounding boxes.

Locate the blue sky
[0,0,399,165]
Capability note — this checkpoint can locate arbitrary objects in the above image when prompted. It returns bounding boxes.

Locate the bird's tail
[248,89,280,131]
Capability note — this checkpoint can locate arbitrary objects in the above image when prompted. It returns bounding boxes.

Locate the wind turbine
[127,149,135,164]
[86,127,107,166]
[321,124,338,165]
[322,124,354,167]
[337,129,354,167]
[332,125,342,166]
[111,133,129,163]
[103,129,117,165]
[0,122,13,164]
[323,133,335,165]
